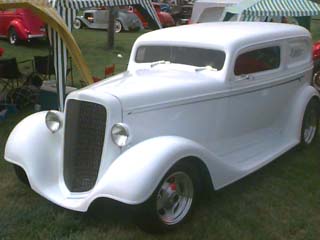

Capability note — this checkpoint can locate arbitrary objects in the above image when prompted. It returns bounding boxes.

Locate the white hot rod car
[4,22,320,232]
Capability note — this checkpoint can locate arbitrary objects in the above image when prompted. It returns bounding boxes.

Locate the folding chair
[33,55,56,81]
[32,55,74,84]
[0,58,23,93]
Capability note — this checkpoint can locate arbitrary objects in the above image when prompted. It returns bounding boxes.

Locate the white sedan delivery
[4,22,319,232]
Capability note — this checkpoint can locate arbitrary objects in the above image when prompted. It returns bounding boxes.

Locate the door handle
[236,74,254,81]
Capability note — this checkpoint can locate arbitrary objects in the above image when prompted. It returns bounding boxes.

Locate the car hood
[87,67,227,112]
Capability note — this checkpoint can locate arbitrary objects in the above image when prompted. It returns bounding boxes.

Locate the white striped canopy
[225,0,320,21]
[48,0,161,111]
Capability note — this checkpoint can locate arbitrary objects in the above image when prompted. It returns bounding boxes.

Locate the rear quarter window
[287,39,311,68]
[234,46,281,76]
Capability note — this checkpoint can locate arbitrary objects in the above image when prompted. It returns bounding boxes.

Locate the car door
[221,43,292,159]
[96,10,108,29]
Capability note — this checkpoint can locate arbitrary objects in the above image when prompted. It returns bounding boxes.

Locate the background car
[170,0,193,25]
[312,41,320,90]
[0,8,46,45]
[151,0,172,12]
[73,8,142,33]
[129,3,175,28]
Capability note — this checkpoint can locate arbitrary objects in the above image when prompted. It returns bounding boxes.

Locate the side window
[287,39,311,67]
[234,46,281,76]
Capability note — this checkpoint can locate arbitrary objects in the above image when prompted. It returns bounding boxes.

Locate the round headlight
[45,111,62,133]
[111,123,130,147]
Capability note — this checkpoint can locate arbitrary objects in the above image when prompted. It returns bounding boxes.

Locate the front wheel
[73,19,82,30]
[14,165,30,186]
[8,27,19,45]
[134,163,198,233]
[300,98,319,147]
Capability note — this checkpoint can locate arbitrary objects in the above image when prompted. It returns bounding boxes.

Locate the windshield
[135,45,226,70]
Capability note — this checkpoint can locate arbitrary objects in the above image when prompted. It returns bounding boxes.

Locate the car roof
[136,22,311,51]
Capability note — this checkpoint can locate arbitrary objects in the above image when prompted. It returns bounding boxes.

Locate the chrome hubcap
[10,32,16,44]
[115,21,122,33]
[73,20,81,29]
[156,172,193,225]
[303,107,318,144]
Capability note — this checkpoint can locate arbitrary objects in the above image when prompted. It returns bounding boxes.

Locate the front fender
[91,136,239,205]
[4,111,63,192]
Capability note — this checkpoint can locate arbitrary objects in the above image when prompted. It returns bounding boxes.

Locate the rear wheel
[313,60,320,91]
[114,20,122,33]
[300,98,319,147]
[134,162,198,233]
[8,27,19,45]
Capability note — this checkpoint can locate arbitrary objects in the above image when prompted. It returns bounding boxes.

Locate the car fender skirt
[91,136,239,205]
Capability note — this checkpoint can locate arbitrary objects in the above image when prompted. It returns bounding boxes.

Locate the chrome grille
[63,100,107,192]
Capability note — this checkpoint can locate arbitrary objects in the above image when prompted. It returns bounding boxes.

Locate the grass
[1,22,320,239]
[0,29,143,86]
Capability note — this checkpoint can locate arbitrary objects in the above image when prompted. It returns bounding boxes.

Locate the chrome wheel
[156,171,194,225]
[303,105,318,144]
[313,71,320,91]
[73,19,82,30]
[9,28,18,45]
[114,20,122,33]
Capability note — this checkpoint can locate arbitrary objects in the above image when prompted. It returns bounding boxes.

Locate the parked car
[171,1,193,25]
[151,0,172,12]
[313,41,320,90]
[73,8,142,33]
[129,3,175,28]
[5,23,319,232]
[0,8,46,45]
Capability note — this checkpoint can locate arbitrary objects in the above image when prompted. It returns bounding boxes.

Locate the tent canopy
[225,0,320,20]
[0,0,161,111]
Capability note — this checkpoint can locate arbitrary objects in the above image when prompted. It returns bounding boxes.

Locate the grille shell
[63,100,107,192]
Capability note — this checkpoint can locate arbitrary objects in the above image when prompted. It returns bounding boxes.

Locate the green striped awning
[47,0,161,111]
[243,0,320,17]
[226,0,320,18]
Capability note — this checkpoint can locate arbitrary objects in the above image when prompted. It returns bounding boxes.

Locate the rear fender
[288,85,320,141]
[8,20,28,40]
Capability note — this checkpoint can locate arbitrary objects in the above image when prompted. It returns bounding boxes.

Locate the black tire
[8,27,19,45]
[313,59,320,91]
[134,162,199,233]
[14,165,30,186]
[73,19,82,30]
[300,98,319,147]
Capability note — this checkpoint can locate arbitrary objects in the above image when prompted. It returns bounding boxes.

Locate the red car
[0,48,4,56]
[313,41,320,90]
[0,8,46,45]
[129,3,175,28]
[313,41,320,61]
